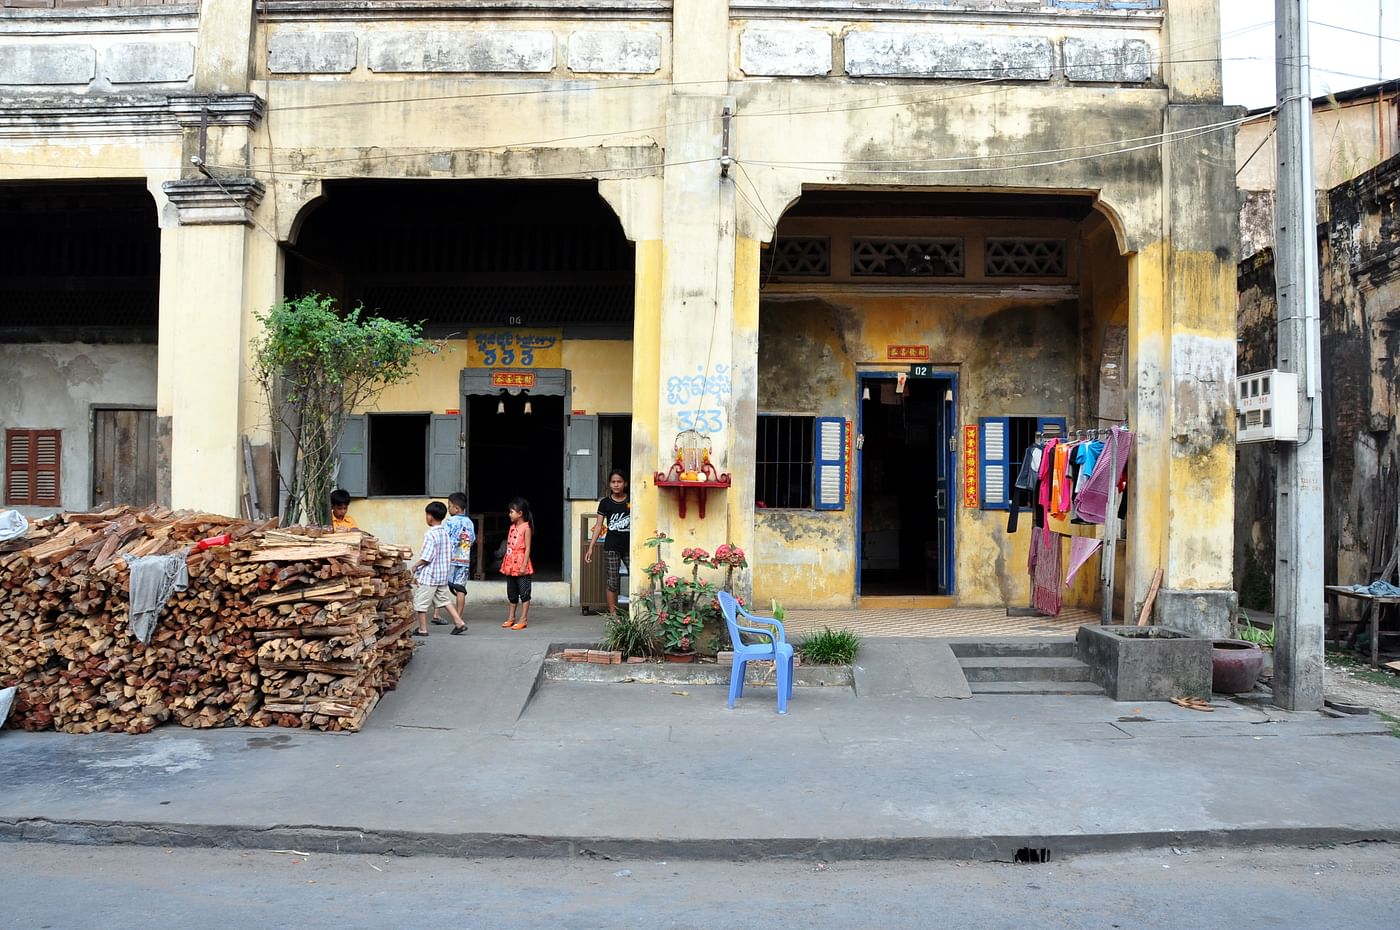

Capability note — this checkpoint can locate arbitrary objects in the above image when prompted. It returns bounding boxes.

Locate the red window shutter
[5,428,61,507]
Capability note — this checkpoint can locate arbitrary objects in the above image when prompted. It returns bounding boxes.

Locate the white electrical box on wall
[1235,369,1299,443]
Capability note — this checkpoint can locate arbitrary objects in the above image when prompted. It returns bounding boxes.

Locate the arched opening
[755,187,1131,615]
[0,181,160,513]
[286,180,635,582]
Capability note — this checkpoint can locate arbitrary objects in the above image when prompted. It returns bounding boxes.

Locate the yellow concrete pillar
[1125,244,1170,617]
[158,179,265,515]
[630,239,664,579]
[654,93,735,554]
[725,236,761,592]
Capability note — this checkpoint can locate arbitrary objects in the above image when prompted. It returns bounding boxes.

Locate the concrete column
[653,94,736,554]
[1161,0,1224,104]
[1153,102,1241,637]
[194,0,256,93]
[159,179,265,515]
[1125,241,1170,624]
[671,0,728,87]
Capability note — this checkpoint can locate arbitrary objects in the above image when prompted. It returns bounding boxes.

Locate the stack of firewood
[0,506,415,734]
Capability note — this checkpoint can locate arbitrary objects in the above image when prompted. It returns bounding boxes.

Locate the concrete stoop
[950,639,1104,696]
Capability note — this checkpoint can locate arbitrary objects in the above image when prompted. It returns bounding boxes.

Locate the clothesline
[1013,425,1136,619]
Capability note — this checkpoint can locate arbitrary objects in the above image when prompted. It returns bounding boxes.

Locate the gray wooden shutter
[427,414,462,497]
[567,414,598,501]
[336,415,368,498]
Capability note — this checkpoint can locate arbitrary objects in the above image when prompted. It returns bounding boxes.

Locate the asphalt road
[2,841,1397,930]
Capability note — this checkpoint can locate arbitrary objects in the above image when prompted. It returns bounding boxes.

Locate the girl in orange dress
[499,497,534,630]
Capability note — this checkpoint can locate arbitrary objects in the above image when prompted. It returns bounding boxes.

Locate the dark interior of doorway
[598,415,632,488]
[860,376,951,596]
[467,393,565,581]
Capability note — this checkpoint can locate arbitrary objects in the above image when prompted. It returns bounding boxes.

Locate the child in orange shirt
[499,497,534,630]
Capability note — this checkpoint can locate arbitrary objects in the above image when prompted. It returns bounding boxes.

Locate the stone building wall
[1236,155,1400,610]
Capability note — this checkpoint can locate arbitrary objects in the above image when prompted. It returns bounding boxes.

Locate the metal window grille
[1002,417,1067,508]
[985,238,1067,276]
[756,415,814,509]
[765,237,831,276]
[851,238,963,276]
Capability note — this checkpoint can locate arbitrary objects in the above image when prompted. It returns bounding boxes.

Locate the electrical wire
[738,115,1250,176]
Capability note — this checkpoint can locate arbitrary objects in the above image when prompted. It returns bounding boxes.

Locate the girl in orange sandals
[500,497,534,630]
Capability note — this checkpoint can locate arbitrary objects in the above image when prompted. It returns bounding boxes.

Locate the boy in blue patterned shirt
[435,491,475,628]
[412,501,466,637]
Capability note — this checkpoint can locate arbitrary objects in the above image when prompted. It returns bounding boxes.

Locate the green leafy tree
[252,294,425,526]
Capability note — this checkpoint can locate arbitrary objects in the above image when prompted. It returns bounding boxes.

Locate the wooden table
[1325,585,1400,667]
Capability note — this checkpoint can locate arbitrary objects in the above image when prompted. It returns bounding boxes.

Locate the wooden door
[92,408,156,508]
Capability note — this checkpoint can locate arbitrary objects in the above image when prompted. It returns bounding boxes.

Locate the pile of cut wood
[0,506,415,734]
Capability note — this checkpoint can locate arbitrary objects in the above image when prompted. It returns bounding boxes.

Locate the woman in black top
[585,469,631,615]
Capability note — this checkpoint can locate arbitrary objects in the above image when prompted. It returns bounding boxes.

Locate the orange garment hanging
[1049,441,1072,521]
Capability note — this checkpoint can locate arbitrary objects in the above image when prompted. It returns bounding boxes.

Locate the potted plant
[633,534,747,661]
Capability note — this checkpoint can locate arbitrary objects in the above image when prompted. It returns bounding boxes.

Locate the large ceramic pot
[1212,639,1264,693]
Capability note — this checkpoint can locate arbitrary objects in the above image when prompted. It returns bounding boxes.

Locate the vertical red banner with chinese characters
[845,418,854,502]
[963,424,979,508]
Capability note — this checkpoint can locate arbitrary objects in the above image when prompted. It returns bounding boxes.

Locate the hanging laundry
[1007,440,1045,534]
[1049,441,1072,521]
[1064,536,1103,586]
[1031,530,1064,615]
[1077,427,1134,524]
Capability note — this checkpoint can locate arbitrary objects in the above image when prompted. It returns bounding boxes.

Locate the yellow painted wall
[752,287,1088,609]
[344,336,634,563]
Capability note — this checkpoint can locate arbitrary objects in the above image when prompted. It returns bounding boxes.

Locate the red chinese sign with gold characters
[886,344,930,361]
[491,370,536,388]
[963,424,979,508]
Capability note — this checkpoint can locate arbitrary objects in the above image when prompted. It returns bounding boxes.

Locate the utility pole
[1272,0,1325,710]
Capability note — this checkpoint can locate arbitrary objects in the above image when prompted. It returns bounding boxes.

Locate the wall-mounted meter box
[1235,369,1299,443]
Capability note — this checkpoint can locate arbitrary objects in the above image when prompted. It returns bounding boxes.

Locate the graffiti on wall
[665,363,731,434]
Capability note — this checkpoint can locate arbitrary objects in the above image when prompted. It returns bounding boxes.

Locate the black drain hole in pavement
[1014,847,1051,864]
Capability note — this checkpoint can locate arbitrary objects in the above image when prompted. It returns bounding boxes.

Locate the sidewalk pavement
[3,607,1399,862]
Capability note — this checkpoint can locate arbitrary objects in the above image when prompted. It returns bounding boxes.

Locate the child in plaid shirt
[412,501,466,637]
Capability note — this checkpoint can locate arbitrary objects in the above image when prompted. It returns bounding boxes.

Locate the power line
[737,117,1246,176]
[1309,18,1400,44]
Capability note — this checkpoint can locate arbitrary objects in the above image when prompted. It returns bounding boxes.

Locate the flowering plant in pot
[633,534,747,659]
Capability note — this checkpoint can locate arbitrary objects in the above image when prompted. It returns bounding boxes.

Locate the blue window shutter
[979,417,1010,510]
[813,416,846,511]
[427,414,462,497]
[1036,417,1067,441]
[336,415,368,498]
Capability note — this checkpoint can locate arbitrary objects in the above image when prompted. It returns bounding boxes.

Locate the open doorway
[466,391,566,581]
[858,372,956,596]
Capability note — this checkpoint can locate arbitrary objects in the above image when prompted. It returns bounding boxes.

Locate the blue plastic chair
[717,591,794,714]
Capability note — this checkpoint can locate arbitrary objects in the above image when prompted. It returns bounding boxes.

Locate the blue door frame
[855,370,958,597]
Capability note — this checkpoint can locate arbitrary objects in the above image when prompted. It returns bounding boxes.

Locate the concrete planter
[1075,625,1212,702]
[542,644,851,689]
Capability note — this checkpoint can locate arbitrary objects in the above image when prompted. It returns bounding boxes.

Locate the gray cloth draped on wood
[123,549,191,645]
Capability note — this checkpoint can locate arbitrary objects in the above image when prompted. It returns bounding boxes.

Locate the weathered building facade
[0,0,1240,632]
[1237,155,1400,614]
[1237,79,1400,261]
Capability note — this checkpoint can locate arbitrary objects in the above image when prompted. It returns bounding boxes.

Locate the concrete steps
[949,638,1104,696]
